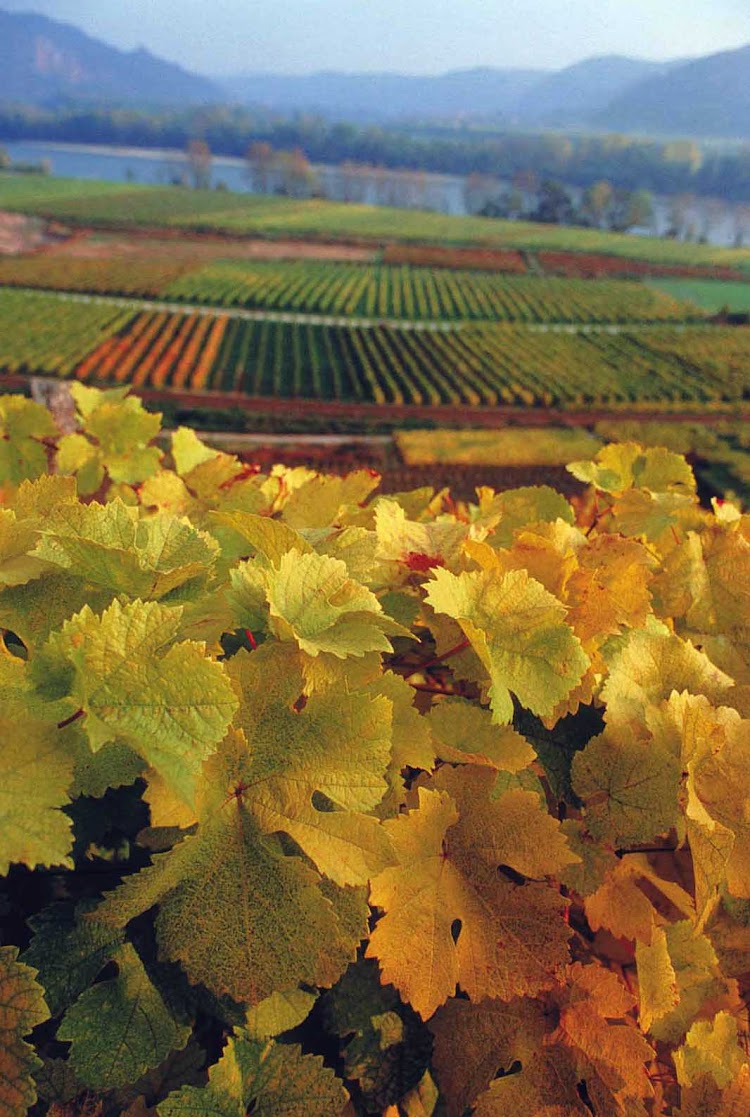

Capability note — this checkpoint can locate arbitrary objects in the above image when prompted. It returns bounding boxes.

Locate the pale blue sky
[3,0,750,75]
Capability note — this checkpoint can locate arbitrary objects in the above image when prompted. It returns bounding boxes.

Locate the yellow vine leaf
[425,566,589,724]
[584,855,695,944]
[636,925,679,1034]
[547,964,655,1107]
[0,946,50,1117]
[367,780,572,1018]
[568,442,696,497]
[565,534,656,645]
[428,697,535,772]
[93,731,368,1006]
[35,599,238,806]
[0,654,74,875]
[228,644,396,884]
[674,1012,749,1089]
[265,550,408,657]
[692,717,750,897]
[601,617,734,733]
[375,498,468,575]
[33,499,219,599]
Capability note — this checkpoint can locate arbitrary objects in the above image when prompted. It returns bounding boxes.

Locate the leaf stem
[57,708,85,730]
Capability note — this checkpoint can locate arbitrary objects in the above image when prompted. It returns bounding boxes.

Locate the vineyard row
[2,291,749,408]
[0,256,702,324]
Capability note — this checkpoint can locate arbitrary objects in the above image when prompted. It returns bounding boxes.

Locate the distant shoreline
[7,139,247,168]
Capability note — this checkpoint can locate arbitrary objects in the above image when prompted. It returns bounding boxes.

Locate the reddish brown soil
[44,229,376,263]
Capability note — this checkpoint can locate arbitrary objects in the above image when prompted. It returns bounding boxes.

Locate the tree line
[1,102,750,203]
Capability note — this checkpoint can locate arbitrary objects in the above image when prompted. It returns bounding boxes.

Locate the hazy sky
[3,0,750,75]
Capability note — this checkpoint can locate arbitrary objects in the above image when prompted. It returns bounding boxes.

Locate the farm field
[3,289,750,409]
[0,253,698,323]
[647,277,750,313]
[162,261,698,323]
[4,172,750,270]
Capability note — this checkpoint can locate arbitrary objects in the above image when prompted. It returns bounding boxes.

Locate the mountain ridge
[1,7,749,137]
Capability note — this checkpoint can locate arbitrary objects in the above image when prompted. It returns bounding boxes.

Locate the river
[1,138,745,247]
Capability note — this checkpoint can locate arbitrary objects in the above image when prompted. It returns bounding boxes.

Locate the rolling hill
[0,9,220,106]
[599,43,750,137]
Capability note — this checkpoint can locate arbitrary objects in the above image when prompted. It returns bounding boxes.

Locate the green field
[4,173,750,270]
[396,427,602,465]
[648,278,750,313]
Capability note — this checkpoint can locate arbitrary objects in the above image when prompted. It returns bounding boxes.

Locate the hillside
[0,9,220,106]
[516,54,680,125]
[218,67,547,122]
[600,42,750,136]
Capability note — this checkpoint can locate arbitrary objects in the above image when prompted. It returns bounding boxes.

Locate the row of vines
[4,292,749,408]
[0,256,702,323]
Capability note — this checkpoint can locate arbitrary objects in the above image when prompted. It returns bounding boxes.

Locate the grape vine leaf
[21,901,124,1017]
[471,1047,592,1117]
[425,566,589,724]
[34,599,238,806]
[57,943,190,1090]
[566,534,656,645]
[584,854,694,944]
[674,1065,750,1117]
[428,697,535,772]
[367,778,573,1018]
[264,550,408,658]
[572,725,681,848]
[639,921,732,1045]
[0,473,78,590]
[601,618,734,733]
[58,389,162,494]
[211,509,312,565]
[280,470,380,530]
[157,1031,349,1117]
[0,396,57,486]
[0,655,74,875]
[93,729,368,1005]
[244,989,316,1040]
[366,671,434,818]
[545,963,655,1109]
[635,925,679,1034]
[674,1012,749,1089]
[0,946,50,1117]
[320,959,432,1111]
[568,442,696,496]
[374,499,467,575]
[428,995,546,1117]
[478,485,574,548]
[33,499,219,599]
[170,426,219,475]
[692,717,750,897]
[227,644,396,884]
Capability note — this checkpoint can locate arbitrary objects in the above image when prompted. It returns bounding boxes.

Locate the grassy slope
[648,278,750,313]
[3,173,750,270]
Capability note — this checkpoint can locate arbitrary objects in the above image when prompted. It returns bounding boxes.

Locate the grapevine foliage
[2,384,750,1115]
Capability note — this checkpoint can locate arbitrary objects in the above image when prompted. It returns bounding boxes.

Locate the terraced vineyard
[0,289,136,377]
[0,254,698,324]
[5,289,747,409]
[4,173,750,271]
[163,261,696,323]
